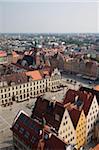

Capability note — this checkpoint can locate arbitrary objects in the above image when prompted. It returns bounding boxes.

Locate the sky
[0,0,98,33]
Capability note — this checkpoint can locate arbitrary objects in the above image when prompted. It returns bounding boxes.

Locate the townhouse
[79,87,99,143]
[0,68,61,107]
[11,110,76,150]
[64,89,99,144]
[31,89,99,149]
[31,93,86,149]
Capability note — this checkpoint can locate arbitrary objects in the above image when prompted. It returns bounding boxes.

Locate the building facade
[0,68,61,106]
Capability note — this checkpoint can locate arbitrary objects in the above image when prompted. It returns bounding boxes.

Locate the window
[60,131,62,135]
[20,95,22,99]
[63,130,65,133]
[63,122,65,126]
[5,94,6,98]
[14,123,19,130]
[31,136,36,143]
[55,114,60,121]
[68,133,70,136]
[19,127,24,134]
[24,131,30,139]
[65,116,67,120]
[4,89,6,92]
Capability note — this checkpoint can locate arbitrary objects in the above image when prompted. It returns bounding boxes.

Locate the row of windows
[77,132,86,139]
[88,114,98,123]
[0,81,53,94]
[60,129,72,136]
[0,87,47,99]
[63,136,75,143]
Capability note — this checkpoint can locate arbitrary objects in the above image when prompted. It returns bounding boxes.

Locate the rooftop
[11,111,67,150]
[91,144,99,150]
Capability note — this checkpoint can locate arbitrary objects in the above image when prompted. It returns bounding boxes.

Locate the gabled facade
[76,110,86,149]
[11,111,73,150]
[58,108,76,145]
[32,96,86,150]
[86,96,99,143]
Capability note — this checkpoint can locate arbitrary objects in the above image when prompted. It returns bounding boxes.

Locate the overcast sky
[0,0,98,33]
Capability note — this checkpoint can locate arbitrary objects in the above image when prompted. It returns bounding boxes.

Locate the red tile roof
[11,112,42,149]
[92,144,99,150]
[26,70,42,80]
[63,89,94,116]
[0,72,28,85]
[32,97,65,131]
[11,112,67,150]
[68,108,81,129]
[63,89,77,105]
[80,87,99,105]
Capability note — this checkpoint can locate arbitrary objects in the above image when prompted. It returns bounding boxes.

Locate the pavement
[62,73,98,88]
[0,74,98,149]
[0,98,36,149]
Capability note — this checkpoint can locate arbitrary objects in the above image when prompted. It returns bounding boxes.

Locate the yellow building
[76,110,86,149]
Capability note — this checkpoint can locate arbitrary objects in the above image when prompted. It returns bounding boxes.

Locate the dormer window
[55,114,60,121]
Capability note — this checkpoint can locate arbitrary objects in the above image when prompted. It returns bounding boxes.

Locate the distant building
[0,50,7,64]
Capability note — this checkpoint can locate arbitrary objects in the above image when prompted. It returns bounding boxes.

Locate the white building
[0,68,62,106]
[86,95,99,143]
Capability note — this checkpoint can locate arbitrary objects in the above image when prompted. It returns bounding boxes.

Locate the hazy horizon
[0,1,98,33]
